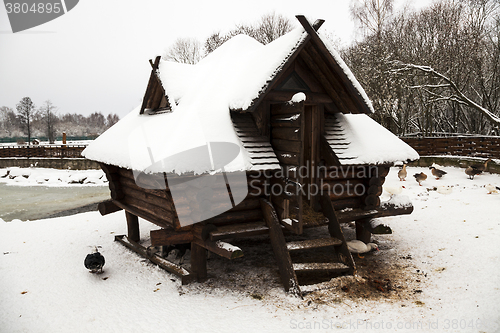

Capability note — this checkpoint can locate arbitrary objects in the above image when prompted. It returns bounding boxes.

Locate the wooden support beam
[190,242,207,282]
[355,220,372,243]
[319,193,356,275]
[260,198,300,295]
[125,211,140,243]
[97,199,122,216]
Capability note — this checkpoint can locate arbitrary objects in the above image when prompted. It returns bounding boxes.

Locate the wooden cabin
[83,16,419,295]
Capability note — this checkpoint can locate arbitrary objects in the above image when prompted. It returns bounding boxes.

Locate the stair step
[286,237,342,251]
[209,221,270,241]
[292,262,350,273]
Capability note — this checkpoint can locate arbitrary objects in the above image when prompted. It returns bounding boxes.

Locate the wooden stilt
[190,242,207,282]
[125,211,140,242]
[355,220,372,244]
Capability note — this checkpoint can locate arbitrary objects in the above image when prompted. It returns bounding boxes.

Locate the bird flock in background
[395,159,498,194]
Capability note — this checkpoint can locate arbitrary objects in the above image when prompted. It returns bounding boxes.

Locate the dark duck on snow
[85,247,105,273]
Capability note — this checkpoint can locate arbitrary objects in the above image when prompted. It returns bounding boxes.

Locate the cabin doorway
[269,101,322,233]
[301,105,322,210]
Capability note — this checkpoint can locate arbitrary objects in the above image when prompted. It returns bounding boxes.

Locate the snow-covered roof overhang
[325,113,419,165]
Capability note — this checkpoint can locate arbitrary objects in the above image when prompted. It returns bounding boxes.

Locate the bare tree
[106,113,120,128]
[16,97,36,144]
[163,37,203,64]
[204,12,294,54]
[40,100,58,143]
[0,106,21,137]
[394,63,500,129]
[350,0,394,39]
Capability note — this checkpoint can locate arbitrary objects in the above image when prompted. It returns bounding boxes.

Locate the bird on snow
[429,166,447,179]
[414,172,427,186]
[384,185,404,197]
[465,166,482,180]
[471,158,492,173]
[398,164,407,181]
[346,240,379,258]
[485,184,499,194]
[84,247,105,273]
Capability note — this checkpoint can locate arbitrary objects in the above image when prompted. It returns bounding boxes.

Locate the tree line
[163,3,500,137]
[343,0,500,136]
[0,97,120,144]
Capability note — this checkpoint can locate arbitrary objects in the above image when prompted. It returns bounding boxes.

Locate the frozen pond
[0,183,110,221]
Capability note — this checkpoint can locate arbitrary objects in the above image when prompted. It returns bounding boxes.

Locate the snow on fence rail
[401,136,500,158]
[0,145,87,159]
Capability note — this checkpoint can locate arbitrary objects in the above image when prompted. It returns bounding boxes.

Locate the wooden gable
[140,56,171,115]
[247,15,372,116]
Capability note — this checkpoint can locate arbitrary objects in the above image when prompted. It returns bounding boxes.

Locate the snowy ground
[0,167,107,186]
[1,165,499,333]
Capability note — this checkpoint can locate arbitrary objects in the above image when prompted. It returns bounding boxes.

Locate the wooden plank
[114,235,193,284]
[286,237,342,251]
[292,262,349,273]
[209,221,270,241]
[260,198,300,295]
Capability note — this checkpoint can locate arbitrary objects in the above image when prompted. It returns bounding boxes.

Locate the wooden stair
[260,197,355,296]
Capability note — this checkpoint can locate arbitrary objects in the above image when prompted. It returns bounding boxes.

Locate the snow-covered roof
[82,17,381,174]
[325,113,419,165]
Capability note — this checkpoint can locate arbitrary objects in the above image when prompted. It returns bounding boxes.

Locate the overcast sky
[0,0,432,118]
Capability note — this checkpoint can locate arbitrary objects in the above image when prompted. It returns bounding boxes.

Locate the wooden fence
[401,136,500,158]
[0,145,86,159]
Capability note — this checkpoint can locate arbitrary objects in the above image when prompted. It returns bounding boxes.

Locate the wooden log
[98,200,122,216]
[150,229,194,247]
[192,238,243,260]
[363,194,381,208]
[260,198,300,295]
[192,223,218,241]
[121,183,175,213]
[122,195,176,223]
[114,235,193,284]
[125,211,140,243]
[112,200,172,230]
[119,176,173,201]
